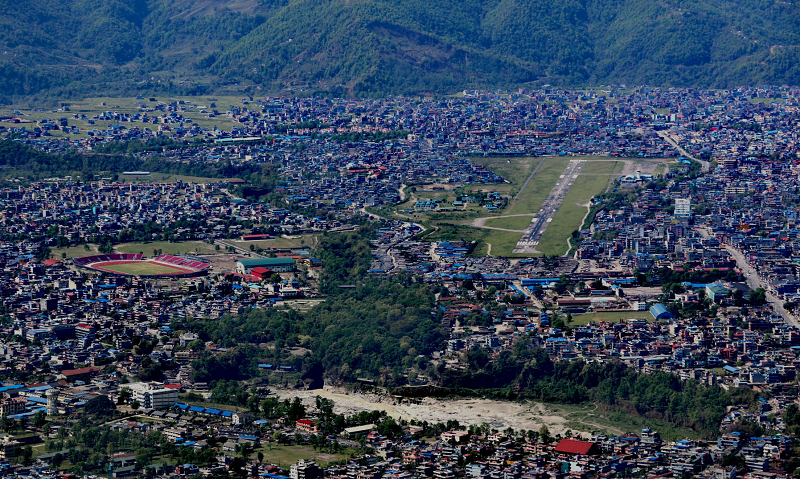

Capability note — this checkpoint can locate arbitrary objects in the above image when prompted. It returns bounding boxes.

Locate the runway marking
[513,159,586,254]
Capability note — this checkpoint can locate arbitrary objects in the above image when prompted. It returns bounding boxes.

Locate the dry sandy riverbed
[272,387,590,437]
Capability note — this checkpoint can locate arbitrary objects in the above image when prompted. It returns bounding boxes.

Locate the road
[656,130,711,172]
[514,158,547,200]
[513,159,586,254]
[214,239,265,258]
[699,228,800,329]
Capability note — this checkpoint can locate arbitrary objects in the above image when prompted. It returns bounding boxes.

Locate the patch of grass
[569,311,655,324]
[95,261,188,275]
[535,174,612,255]
[748,97,785,104]
[482,229,526,256]
[256,444,350,468]
[233,234,320,250]
[469,156,542,194]
[482,216,532,230]
[471,242,490,256]
[579,160,622,175]
[543,402,702,441]
[52,244,100,259]
[423,223,488,243]
[116,241,219,255]
[504,157,571,216]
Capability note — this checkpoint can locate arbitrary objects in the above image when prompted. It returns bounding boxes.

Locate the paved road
[214,239,265,258]
[513,159,586,254]
[699,228,800,329]
[656,130,711,172]
[514,158,547,200]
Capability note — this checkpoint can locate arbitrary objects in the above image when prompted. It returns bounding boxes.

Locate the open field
[116,241,219,255]
[579,160,624,175]
[52,244,100,259]
[272,387,700,441]
[467,156,543,196]
[0,95,257,136]
[569,310,656,325]
[482,229,531,257]
[91,260,190,276]
[233,234,321,251]
[482,215,531,230]
[256,444,350,468]
[533,173,613,255]
[748,97,786,104]
[504,157,571,216]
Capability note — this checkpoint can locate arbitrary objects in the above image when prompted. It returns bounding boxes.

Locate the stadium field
[91,260,191,276]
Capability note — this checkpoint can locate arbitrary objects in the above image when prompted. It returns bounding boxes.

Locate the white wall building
[674,198,691,218]
[128,382,179,410]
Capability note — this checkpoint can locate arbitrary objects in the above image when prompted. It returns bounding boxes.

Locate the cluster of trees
[185,277,444,385]
[0,140,279,185]
[176,225,444,385]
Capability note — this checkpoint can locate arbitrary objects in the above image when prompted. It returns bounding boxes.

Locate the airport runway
[512,159,586,254]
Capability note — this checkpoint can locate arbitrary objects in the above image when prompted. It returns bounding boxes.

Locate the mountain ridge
[1,0,799,99]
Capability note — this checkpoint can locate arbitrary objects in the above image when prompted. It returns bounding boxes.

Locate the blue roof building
[649,303,674,320]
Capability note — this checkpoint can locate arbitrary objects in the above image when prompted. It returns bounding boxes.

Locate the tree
[84,395,116,417]
[131,400,141,410]
[21,445,33,465]
[539,425,551,444]
[32,410,47,428]
[750,288,767,306]
[118,388,132,405]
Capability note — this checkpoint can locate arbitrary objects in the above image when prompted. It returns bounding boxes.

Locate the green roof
[237,258,295,266]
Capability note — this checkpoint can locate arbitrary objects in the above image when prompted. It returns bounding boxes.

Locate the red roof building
[250,267,275,280]
[296,419,319,433]
[554,439,599,455]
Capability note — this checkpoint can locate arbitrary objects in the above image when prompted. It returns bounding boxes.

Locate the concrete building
[289,459,323,479]
[674,198,691,218]
[236,257,295,274]
[128,382,179,410]
[46,389,59,415]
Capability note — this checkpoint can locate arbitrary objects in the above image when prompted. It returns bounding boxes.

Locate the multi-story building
[128,382,179,410]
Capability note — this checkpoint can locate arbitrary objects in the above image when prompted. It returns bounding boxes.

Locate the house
[231,411,253,426]
[296,419,319,433]
[554,439,600,455]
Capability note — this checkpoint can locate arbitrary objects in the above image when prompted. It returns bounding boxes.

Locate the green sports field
[94,261,186,276]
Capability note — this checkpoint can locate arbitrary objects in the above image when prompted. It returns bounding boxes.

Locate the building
[289,459,323,479]
[674,198,691,218]
[128,382,179,410]
[554,438,600,455]
[236,257,295,274]
[649,303,674,320]
[706,283,730,302]
[46,389,59,415]
[342,423,377,438]
[0,437,21,458]
[296,419,319,433]
[0,398,26,417]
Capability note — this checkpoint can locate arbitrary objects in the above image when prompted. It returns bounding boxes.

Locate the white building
[674,198,691,218]
[128,382,179,410]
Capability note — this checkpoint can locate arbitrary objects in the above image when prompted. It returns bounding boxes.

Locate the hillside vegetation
[1,0,799,99]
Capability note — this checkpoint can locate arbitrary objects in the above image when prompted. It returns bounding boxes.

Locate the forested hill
[2,0,800,99]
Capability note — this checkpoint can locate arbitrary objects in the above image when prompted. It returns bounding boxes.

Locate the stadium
[74,253,210,278]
